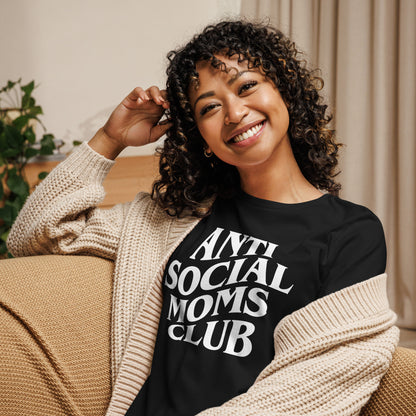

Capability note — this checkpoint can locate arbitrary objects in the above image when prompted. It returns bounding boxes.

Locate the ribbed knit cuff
[274,274,395,353]
[58,142,115,184]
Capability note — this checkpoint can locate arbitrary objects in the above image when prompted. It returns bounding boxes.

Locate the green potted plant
[0,79,57,257]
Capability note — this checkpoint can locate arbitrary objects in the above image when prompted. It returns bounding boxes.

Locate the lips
[227,121,265,144]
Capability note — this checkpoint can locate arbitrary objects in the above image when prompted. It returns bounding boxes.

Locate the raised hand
[89,86,172,159]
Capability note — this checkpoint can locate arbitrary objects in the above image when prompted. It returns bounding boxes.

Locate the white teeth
[231,123,263,143]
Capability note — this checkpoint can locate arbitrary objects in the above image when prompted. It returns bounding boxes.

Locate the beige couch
[0,255,415,416]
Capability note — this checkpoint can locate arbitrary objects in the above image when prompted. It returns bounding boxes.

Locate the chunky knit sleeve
[197,274,399,416]
[7,142,129,260]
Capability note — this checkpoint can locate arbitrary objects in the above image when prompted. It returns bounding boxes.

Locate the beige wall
[0,0,241,156]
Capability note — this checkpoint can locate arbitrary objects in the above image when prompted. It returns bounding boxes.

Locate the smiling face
[189,55,292,175]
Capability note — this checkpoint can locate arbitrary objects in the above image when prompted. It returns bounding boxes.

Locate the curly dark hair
[152,20,341,217]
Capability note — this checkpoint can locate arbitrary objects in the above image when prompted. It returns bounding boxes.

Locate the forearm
[7,142,125,258]
[197,275,399,416]
[198,327,398,416]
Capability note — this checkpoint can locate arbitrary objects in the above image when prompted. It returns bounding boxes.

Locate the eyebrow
[193,91,215,110]
[192,70,251,110]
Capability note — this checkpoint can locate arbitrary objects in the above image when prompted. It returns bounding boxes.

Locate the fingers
[128,86,169,109]
[147,86,169,108]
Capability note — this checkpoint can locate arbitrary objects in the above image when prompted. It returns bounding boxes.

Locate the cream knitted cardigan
[8,143,399,416]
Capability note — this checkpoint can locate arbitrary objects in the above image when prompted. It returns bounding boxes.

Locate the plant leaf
[24,126,36,143]
[0,223,10,257]
[40,133,56,155]
[6,173,29,198]
[22,95,36,109]
[28,105,43,117]
[4,124,24,147]
[25,147,39,159]
[5,195,26,213]
[3,80,17,92]
[21,80,35,97]
[11,195,26,211]
[12,114,30,131]
[2,148,20,158]
[21,80,36,109]
[0,238,7,255]
[38,171,49,180]
[1,228,10,242]
[0,205,17,227]
[0,132,7,152]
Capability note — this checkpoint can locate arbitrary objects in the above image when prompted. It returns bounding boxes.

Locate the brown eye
[200,103,219,116]
[238,81,257,94]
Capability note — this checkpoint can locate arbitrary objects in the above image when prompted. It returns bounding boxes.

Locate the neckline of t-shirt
[236,190,333,210]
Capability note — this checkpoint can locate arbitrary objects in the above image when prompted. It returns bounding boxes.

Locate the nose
[224,96,248,125]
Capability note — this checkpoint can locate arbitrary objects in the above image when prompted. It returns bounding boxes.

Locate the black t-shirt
[126,192,386,416]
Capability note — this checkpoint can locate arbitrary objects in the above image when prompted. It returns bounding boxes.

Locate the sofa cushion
[0,255,114,416]
[360,346,416,415]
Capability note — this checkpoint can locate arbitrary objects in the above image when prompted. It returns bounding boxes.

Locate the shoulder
[129,191,202,229]
[318,196,387,295]
[327,194,379,219]
[326,195,385,237]
[323,195,387,271]
[130,192,175,222]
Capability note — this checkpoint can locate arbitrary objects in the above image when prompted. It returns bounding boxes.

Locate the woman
[8,20,398,416]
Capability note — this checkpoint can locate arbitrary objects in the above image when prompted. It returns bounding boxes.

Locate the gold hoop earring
[204,148,213,158]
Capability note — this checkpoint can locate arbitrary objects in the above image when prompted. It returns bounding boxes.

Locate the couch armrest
[360,346,416,415]
[0,255,114,416]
